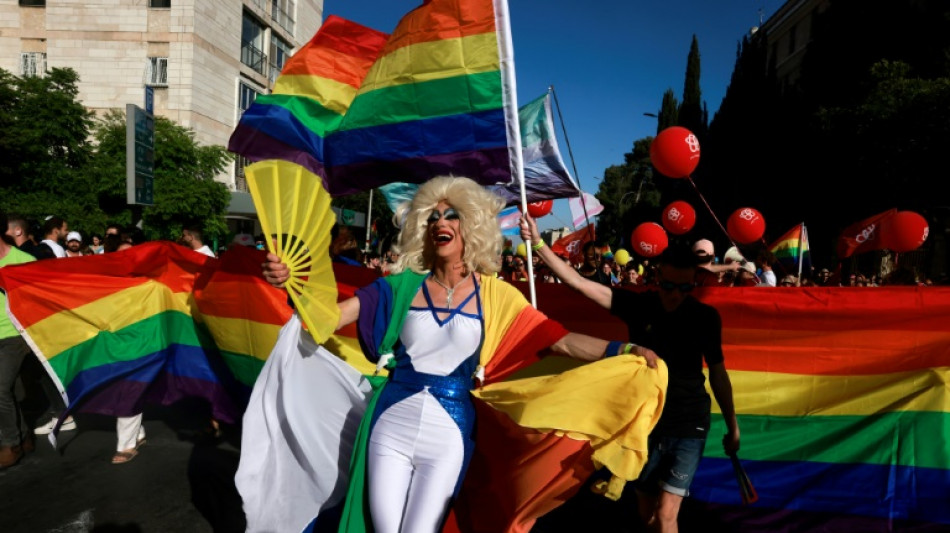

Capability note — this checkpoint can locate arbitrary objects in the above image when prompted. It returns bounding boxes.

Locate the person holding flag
[522,212,740,533]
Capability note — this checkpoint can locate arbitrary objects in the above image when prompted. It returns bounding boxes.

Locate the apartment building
[755,0,830,90]
[0,0,323,195]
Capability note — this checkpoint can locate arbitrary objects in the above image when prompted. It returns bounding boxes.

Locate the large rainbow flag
[687,286,950,531]
[229,0,516,197]
[378,92,581,213]
[0,243,243,426]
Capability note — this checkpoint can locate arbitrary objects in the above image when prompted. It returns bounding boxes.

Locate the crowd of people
[336,226,941,290]
[0,196,942,533]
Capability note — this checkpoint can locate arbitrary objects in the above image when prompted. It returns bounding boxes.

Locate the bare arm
[262,252,356,330]
[708,362,740,454]
[551,332,659,368]
[520,214,613,309]
[337,296,359,330]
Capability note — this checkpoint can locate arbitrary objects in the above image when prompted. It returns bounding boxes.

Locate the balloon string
[688,176,738,250]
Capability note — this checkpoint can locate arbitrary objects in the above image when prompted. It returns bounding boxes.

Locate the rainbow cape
[767,222,811,274]
[229,0,516,197]
[237,270,668,533]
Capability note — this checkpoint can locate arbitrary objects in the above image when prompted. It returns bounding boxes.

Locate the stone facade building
[1,0,323,194]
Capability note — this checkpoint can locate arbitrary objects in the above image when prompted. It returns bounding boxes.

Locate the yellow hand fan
[245,160,340,343]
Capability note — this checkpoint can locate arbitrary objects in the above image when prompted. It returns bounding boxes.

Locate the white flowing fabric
[236,314,374,532]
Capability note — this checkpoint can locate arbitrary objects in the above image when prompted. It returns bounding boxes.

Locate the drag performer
[245,177,667,532]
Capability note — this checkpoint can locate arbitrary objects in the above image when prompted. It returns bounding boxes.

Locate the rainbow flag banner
[229,0,515,197]
[0,243,242,427]
[768,222,811,274]
[378,92,580,213]
[685,286,950,531]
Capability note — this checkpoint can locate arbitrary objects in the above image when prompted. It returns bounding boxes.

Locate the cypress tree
[679,34,706,138]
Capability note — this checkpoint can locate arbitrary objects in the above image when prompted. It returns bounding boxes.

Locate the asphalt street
[0,359,729,533]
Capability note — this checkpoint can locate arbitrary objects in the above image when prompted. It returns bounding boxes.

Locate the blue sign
[145,85,154,115]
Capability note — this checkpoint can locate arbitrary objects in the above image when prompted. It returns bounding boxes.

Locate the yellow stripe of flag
[359,32,499,93]
[28,281,192,360]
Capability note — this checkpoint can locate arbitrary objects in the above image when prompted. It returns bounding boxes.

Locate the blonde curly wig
[391,176,505,275]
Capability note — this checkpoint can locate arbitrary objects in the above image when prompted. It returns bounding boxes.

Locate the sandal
[136,437,146,449]
[111,449,138,464]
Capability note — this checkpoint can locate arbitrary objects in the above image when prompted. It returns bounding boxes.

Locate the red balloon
[630,222,668,258]
[727,207,766,244]
[650,126,701,178]
[526,200,553,218]
[882,211,929,252]
[661,201,697,235]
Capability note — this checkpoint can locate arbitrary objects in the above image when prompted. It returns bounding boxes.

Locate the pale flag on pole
[569,192,604,228]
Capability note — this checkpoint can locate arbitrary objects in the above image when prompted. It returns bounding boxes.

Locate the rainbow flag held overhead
[378,92,580,213]
[768,222,811,274]
[229,0,516,197]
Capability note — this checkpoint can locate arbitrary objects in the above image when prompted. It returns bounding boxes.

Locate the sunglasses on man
[658,280,696,293]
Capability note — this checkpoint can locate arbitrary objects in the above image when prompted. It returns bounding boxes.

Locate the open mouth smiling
[432,230,454,246]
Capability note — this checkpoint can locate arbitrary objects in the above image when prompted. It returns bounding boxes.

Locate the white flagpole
[797,223,806,280]
[364,189,374,253]
[495,0,535,307]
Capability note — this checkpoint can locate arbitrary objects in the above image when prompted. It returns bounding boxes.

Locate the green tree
[86,109,233,241]
[0,68,99,231]
[657,89,679,133]
[679,35,706,138]
[595,137,659,248]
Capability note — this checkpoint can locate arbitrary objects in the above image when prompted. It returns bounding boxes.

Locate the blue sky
[324,0,785,231]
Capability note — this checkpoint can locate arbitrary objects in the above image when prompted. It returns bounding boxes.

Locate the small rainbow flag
[768,222,811,274]
[229,0,515,197]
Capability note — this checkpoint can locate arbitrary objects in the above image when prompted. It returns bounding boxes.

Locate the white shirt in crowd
[41,239,67,258]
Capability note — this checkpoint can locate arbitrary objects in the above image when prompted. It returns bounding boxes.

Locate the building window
[234,155,251,192]
[148,0,170,7]
[269,37,292,84]
[20,52,46,77]
[241,12,267,75]
[788,24,797,55]
[271,0,295,35]
[239,82,261,111]
[19,0,46,6]
[145,57,168,87]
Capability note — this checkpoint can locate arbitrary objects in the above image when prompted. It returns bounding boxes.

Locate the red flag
[550,225,596,266]
[837,208,897,258]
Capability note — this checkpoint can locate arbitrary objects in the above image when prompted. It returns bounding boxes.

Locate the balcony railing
[241,41,268,76]
[268,62,282,84]
[271,1,295,35]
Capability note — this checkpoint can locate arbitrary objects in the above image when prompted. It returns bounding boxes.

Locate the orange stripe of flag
[280,16,388,86]
[379,0,497,56]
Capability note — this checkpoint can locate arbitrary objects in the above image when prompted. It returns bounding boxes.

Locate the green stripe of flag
[705,412,950,470]
[340,72,503,131]
[49,311,202,386]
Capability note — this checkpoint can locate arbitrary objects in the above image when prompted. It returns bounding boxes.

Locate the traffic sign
[126,103,155,205]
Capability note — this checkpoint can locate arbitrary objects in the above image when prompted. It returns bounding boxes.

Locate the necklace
[430,273,469,308]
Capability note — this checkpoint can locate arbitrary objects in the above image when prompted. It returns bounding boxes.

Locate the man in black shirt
[521,214,739,533]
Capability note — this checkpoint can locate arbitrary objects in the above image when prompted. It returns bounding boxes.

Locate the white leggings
[367,390,465,533]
